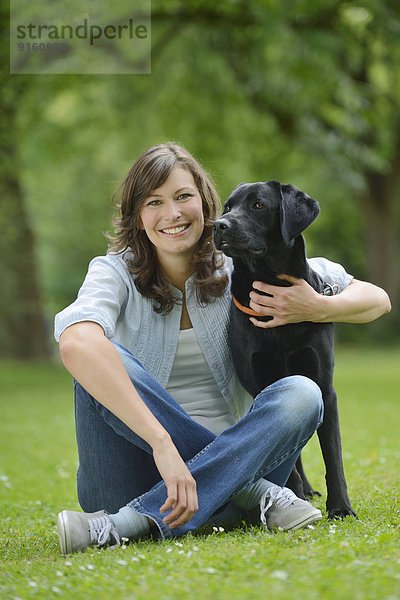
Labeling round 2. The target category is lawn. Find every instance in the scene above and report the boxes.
[1,348,399,600]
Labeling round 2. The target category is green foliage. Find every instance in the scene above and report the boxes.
[1,347,399,599]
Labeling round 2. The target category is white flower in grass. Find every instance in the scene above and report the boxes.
[193,546,199,551]
[52,587,61,594]
[174,541,183,547]
[86,564,95,570]
[212,526,225,533]
[64,560,72,567]
[205,567,217,574]
[28,581,37,588]
[116,559,127,566]
[56,571,64,577]
[165,548,173,554]
[131,556,139,562]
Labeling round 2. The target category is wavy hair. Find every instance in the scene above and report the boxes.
[107,143,228,313]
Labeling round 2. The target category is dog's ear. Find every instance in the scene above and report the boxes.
[279,183,320,245]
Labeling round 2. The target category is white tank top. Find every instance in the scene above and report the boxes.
[166,328,236,435]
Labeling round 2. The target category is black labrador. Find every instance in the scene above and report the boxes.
[213,180,356,519]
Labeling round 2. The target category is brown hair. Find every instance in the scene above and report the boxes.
[107,142,228,313]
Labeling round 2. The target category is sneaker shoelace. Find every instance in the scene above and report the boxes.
[88,516,121,549]
[260,486,297,525]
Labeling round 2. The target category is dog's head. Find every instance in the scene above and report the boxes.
[213,180,319,262]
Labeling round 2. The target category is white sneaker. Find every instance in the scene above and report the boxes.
[58,510,120,555]
[260,485,322,531]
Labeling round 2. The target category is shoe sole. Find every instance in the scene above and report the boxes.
[58,510,70,555]
[268,509,323,532]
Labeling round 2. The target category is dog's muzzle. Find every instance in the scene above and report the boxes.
[213,218,235,254]
[213,219,265,257]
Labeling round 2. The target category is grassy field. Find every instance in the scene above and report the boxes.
[1,348,399,600]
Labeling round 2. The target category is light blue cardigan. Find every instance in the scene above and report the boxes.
[54,253,353,421]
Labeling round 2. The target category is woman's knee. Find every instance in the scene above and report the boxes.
[292,375,323,424]
[277,375,324,425]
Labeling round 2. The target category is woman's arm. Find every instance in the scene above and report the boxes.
[248,275,391,329]
[59,321,197,528]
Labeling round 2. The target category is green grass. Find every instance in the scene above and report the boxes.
[1,348,399,600]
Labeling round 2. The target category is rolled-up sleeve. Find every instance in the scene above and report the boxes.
[54,256,129,341]
[307,257,354,292]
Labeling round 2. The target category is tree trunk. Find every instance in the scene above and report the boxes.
[0,174,49,359]
[362,151,400,307]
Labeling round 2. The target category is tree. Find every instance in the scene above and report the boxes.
[0,5,48,358]
[2,0,397,358]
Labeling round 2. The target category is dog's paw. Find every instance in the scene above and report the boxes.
[327,506,357,520]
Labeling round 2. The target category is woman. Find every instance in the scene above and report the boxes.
[55,143,390,554]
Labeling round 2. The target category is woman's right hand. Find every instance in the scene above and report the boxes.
[152,437,198,529]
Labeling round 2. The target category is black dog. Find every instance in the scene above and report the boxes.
[213,180,356,519]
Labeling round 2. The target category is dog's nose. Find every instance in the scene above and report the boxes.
[213,218,230,231]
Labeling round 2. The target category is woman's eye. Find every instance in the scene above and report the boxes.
[177,193,191,200]
[146,199,161,206]
[253,201,265,210]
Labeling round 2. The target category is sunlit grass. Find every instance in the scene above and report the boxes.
[1,348,399,600]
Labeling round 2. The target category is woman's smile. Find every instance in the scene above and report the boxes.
[159,223,191,236]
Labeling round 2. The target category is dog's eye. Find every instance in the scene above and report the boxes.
[253,202,265,210]
[223,205,230,214]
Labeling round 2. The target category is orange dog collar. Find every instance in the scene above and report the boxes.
[232,295,265,318]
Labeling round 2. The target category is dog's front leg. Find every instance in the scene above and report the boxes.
[318,388,357,519]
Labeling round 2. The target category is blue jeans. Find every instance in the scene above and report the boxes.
[74,342,323,540]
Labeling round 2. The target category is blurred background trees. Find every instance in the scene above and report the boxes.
[1,0,399,358]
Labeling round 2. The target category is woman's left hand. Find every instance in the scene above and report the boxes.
[249,275,391,328]
[249,274,322,328]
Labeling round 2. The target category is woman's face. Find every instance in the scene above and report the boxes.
[139,166,205,263]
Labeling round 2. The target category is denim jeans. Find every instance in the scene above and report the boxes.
[74,342,323,540]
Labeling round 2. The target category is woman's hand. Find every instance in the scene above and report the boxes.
[152,437,198,528]
[249,275,391,329]
[249,274,321,328]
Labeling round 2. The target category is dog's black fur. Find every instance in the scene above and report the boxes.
[213,179,356,519]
